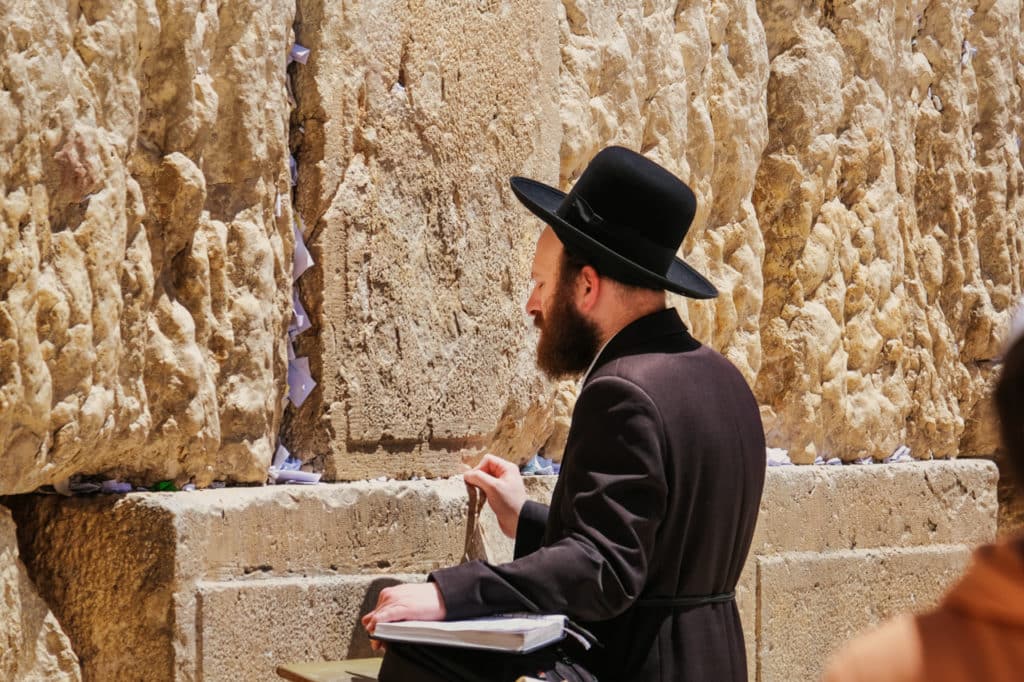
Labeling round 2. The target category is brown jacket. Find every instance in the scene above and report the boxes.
[431,308,766,681]
[824,536,1024,681]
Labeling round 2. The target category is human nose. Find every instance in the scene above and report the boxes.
[525,284,541,317]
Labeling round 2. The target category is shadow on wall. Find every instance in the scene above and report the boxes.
[346,576,405,659]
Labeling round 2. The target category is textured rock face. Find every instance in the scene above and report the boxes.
[753,0,1024,461]
[286,0,564,477]
[0,506,80,681]
[557,0,771,385]
[0,0,294,494]
[2,0,1021,490]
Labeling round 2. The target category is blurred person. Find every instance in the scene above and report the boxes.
[823,303,1024,681]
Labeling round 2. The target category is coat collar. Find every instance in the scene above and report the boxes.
[582,307,699,385]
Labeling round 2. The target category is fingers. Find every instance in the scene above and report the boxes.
[463,469,498,495]
[478,453,516,477]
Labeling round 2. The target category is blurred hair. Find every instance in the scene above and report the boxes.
[995,337,1024,482]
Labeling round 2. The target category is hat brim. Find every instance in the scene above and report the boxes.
[510,177,718,299]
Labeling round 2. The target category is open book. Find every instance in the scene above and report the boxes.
[371,614,567,654]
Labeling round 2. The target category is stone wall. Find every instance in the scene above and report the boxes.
[753,0,1024,462]
[0,506,80,681]
[5,460,997,681]
[1,0,1020,491]
[0,0,294,496]
[284,0,564,479]
[282,0,1023,474]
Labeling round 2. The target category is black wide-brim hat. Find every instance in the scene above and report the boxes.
[510,146,717,299]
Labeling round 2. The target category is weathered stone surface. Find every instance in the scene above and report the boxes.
[750,460,998,553]
[3,0,1019,493]
[196,574,421,680]
[285,0,564,477]
[0,0,294,495]
[753,0,1024,462]
[756,546,972,681]
[557,0,771,386]
[5,461,997,681]
[6,479,468,681]
[0,506,80,682]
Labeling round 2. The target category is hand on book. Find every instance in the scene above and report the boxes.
[362,582,447,651]
[464,454,527,538]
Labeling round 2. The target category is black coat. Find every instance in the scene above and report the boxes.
[432,308,766,681]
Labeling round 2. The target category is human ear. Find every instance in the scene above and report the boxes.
[577,265,600,313]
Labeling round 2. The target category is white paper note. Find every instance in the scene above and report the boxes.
[273,444,290,468]
[288,357,316,407]
[293,222,314,281]
[289,43,310,65]
[291,289,312,337]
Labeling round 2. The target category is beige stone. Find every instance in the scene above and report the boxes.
[756,546,972,682]
[196,574,421,680]
[750,460,998,554]
[6,480,469,681]
[3,0,1020,493]
[753,0,1024,462]
[557,0,771,386]
[7,461,995,681]
[0,0,295,495]
[0,506,80,682]
[285,0,565,477]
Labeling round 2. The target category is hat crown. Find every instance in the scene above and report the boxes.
[562,146,697,252]
[507,145,717,298]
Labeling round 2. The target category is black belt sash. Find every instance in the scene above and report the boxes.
[635,591,735,609]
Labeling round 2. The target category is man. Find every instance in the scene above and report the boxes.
[363,146,766,681]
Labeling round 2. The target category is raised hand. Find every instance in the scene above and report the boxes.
[464,454,528,538]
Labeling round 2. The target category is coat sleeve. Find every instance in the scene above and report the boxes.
[430,375,668,622]
[513,500,549,559]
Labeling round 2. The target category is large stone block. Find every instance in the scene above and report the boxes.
[0,506,80,681]
[0,0,295,495]
[753,0,1024,461]
[756,546,972,681]
[7,480,469,681]
[195,574,422,680]
[557,0,771,385]
[284,0,565,477]
[751,460,998,554]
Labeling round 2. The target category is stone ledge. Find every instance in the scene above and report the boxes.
[5,459,998,681]
[196,574,422,680]
[755,545,973,681]
[751,461,998,553]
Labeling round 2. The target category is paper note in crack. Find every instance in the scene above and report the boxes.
[293,222,314,281]
[288,357,316,407]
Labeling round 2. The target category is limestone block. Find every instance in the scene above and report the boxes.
[753,0,1024,462]
[285,0,564,477]
[751,461,998,554]
[755,545,972,682]
[196,574,421,680]
[5,460,998,681]
[0,0,295,495]
[6,480,469,681]
[557,0,771,384]
[0,506,80,682]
